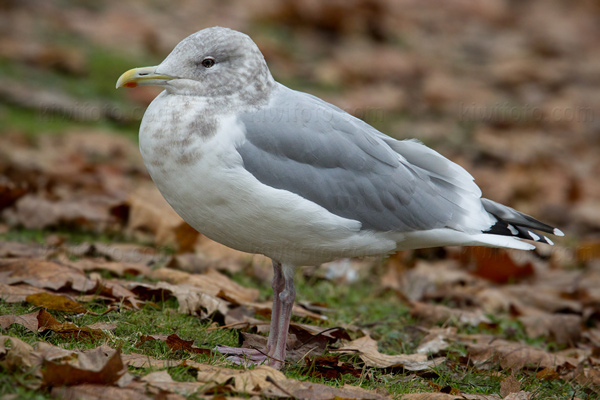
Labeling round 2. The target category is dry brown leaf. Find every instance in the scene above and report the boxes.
[87,242,161,265]
[141,370,207,396]
[51,384,153,400]
[196,364,286,394]
[503,392,533,400]
[159,281,229,316]
[37,309,106,341]
[518,313,582,345]
[575,367,600,387]
[135,334,169,347]
[42,345,126,387]
[98,280,142,309]
[224,305,270,333]
[149,267,259,304]
[410,301,491,326]
[504,285,581,315]
[0,310,40,333]
[266,379,392,399]
[25,292,87,313]
[244,300,327,322]
[0,241,51,258]
[500,374,521,397]
[400,395,501,400]
[304,355,363,379]
[334,335,444,370]
[0,282,51,303]
[124,280,228,316]
[121,353,179,369]
[35,341,77,364]
[4,193,119,231]
[398,395,462,400]
[0,258,97,292]
[87,322,118,332]
[416,327,457,355]
[0,335,35,371]
[165,333,212,355]
[462,248,535,284]
[125,183,199,250]
[463,335,579,370]
[402,260,477,302]
[69,258,151,277]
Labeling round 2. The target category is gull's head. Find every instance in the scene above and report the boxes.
[116,27,274,99]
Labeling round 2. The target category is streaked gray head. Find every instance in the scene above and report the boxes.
[152,27,274,100]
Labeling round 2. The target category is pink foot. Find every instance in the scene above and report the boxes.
[215,345,284,369]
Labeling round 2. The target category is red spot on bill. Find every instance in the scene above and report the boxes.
[124,82,138,88]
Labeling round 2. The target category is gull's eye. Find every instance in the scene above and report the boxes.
[201,57,216,68]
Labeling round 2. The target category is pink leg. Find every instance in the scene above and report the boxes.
[266,260,285,354]
[268,264,295,369]
[215,260,295,370]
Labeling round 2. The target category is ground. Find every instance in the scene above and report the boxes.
[0,1,599,399]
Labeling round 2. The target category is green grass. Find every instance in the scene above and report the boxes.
[0,235,596,398]
[0,38,157,139]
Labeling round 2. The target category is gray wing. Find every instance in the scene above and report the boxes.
[236,85,485,232]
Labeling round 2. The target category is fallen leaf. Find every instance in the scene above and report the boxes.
[69,258,151,277]
[42,345,126,387]
[51,385,153,400]
[462,247,534,284]
[398,395,463,400]
[417,327,457,355]
[0,282,51,303]
[410,301,491,326]
[149,267,258,304]
[536,367,559,380]
[0,311,40,333]
[35,341,77,364]
[334,335,444,370]
[304,355,362,379]
[121,353,179,369]
[500,374,520,397]
[87,322,118,332]
[25,292,87,313]
[462,335,579,370]
[135,334,169,347]
[403,395,502,400]
[0,176,28,211]
[165,333,212,355]
[0,241,51,259]
[37,309,106,341]
[141,370,207,396]
[196,364,286,394]
[6,193,119,231]
[243,300,327,322]
[266,379,392,399]
[402,260,477,302]
[518,313,582,345]
[98,280,142,309]
[0,335,35,371]
[0,258,97,292]
[503,392,534,400]
[125,183,199,250]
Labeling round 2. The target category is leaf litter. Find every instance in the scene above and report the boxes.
[1,136,599,398]
[1,0,600,398]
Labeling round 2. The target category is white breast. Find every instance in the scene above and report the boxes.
[138,92,397,265]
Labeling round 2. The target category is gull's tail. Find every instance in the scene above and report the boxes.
[481,198,564,245]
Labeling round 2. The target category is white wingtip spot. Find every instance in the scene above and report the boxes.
[545,236,554,245]
[507,224,519,235]
[529,231,540,241]
[553,228,565,237]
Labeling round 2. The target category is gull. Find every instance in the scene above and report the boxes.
[117,27,563,369]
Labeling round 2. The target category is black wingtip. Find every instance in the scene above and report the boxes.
[484,219,556,245]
